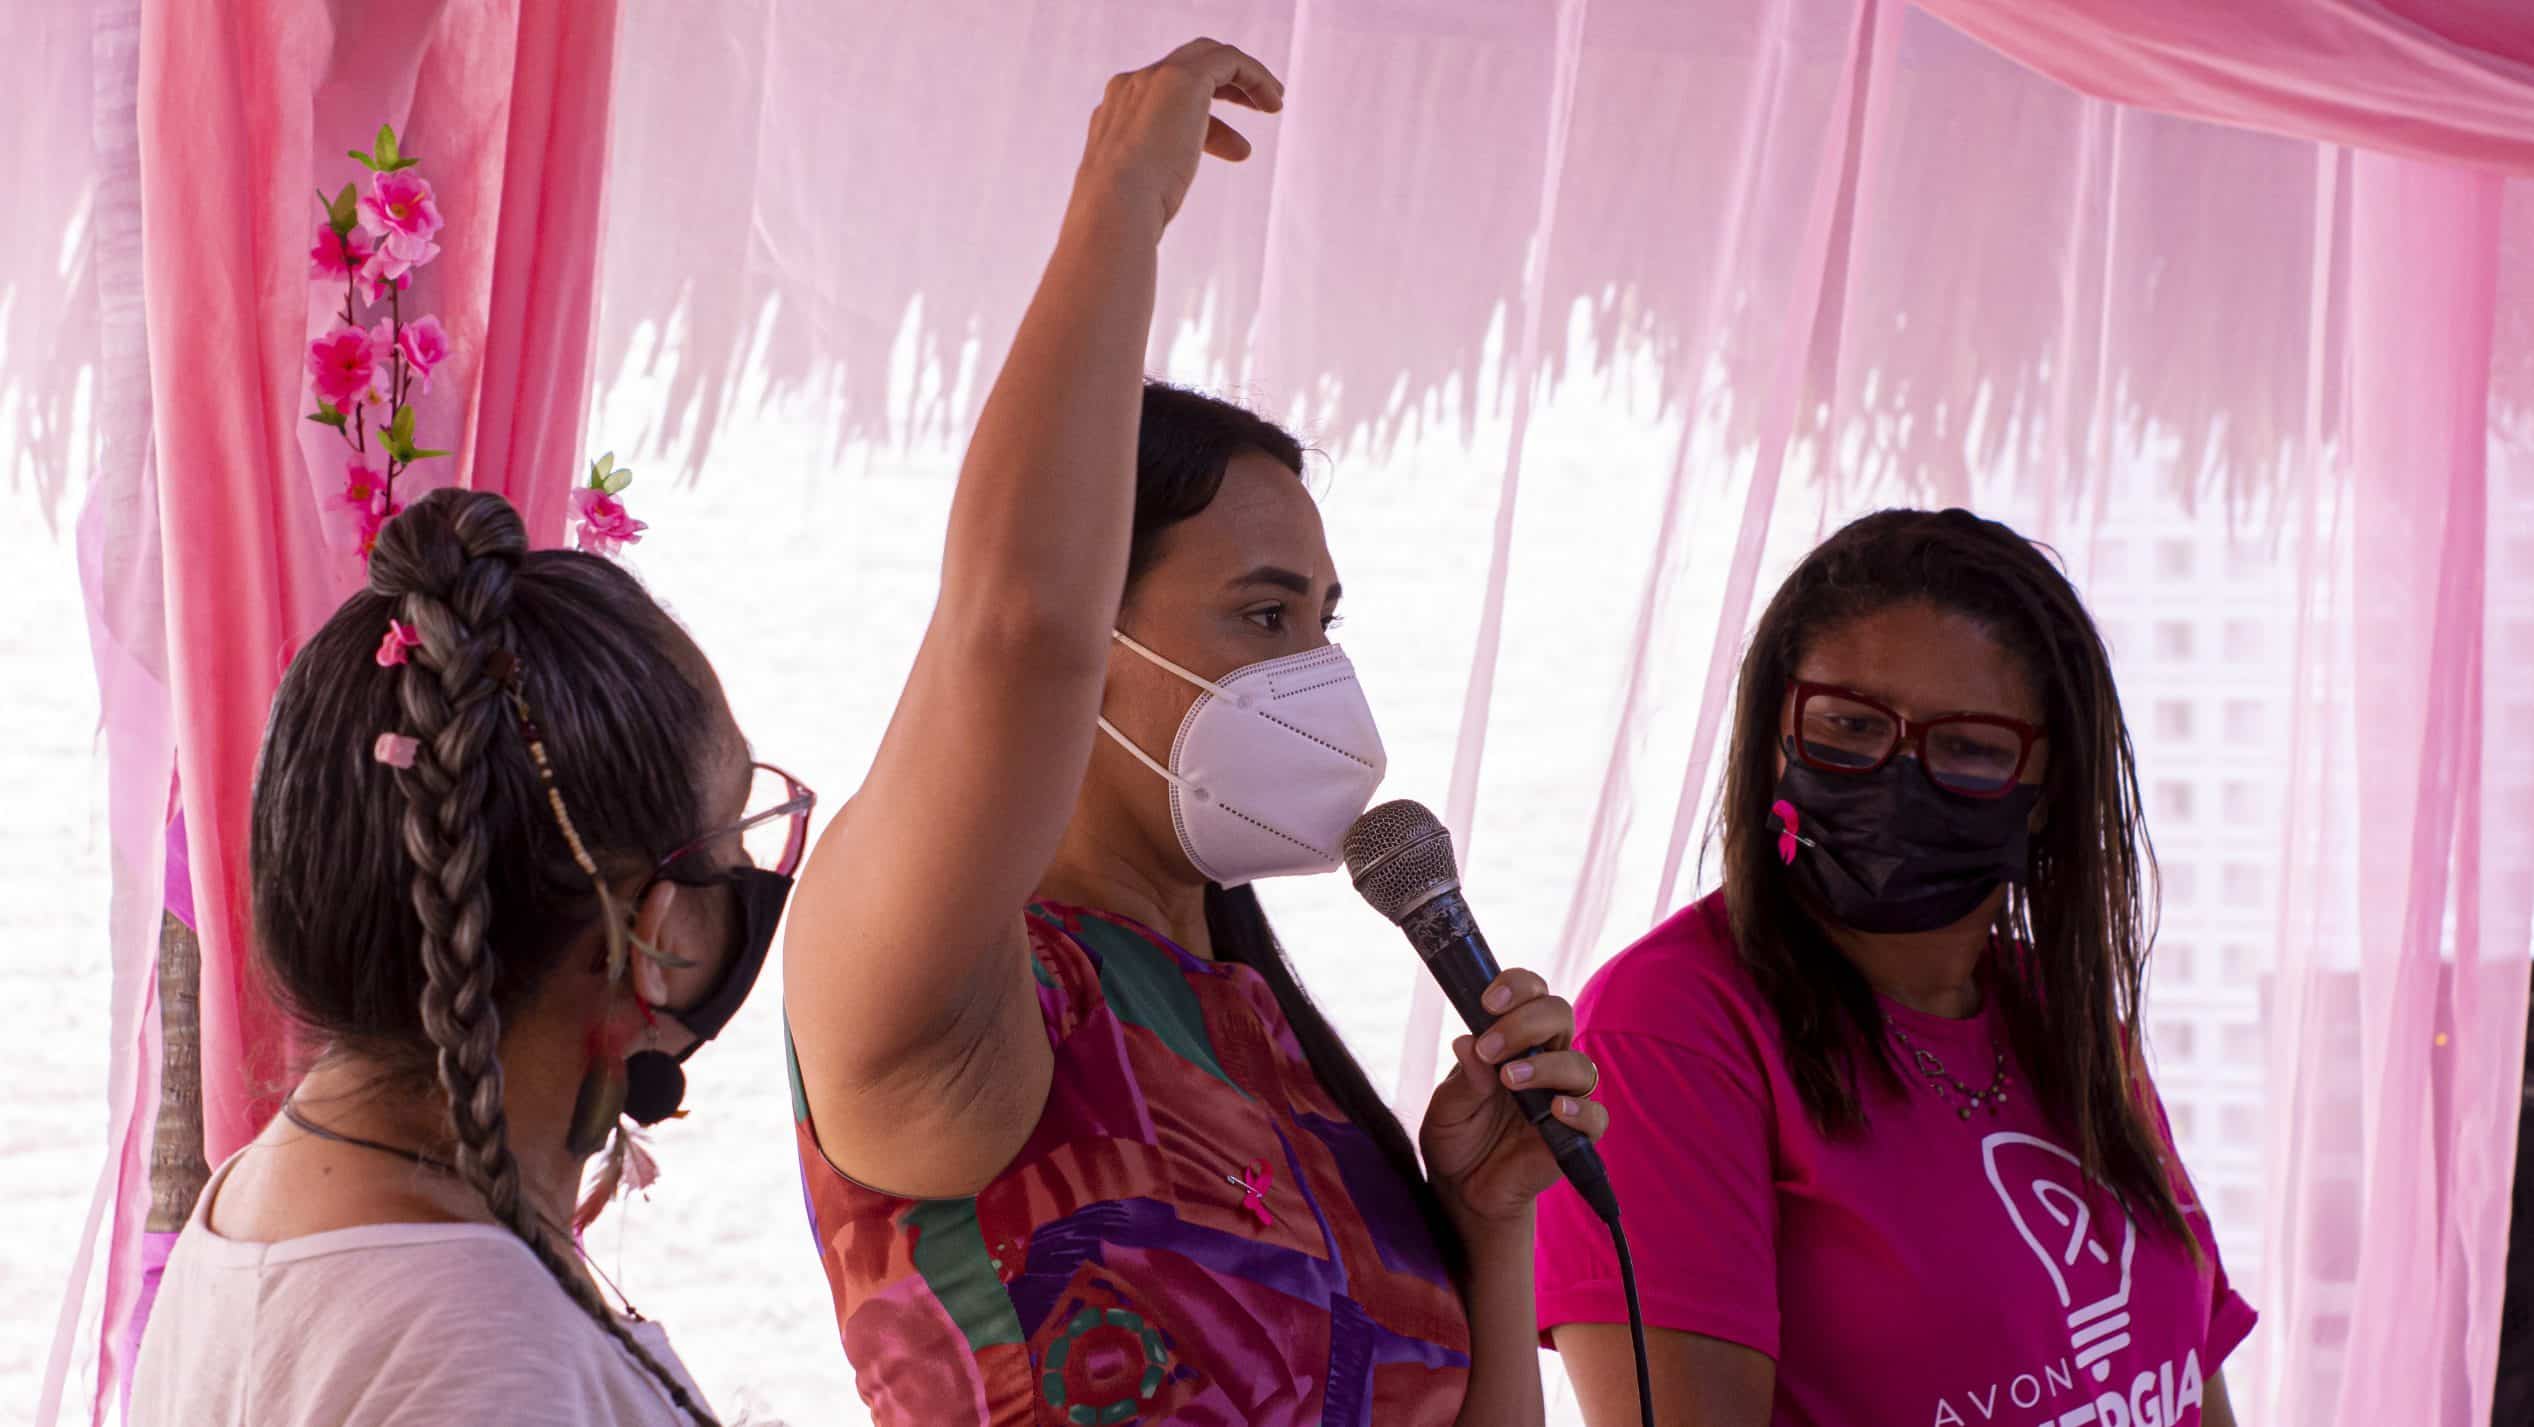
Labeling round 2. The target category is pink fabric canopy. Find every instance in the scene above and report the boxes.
[10,1,2533,1422]
[1924,0,2534,173]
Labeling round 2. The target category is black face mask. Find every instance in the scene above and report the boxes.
[1769,741,2041,935]
[623,865,793,1125]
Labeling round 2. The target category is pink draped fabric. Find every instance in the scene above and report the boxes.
[34,5,170,1421]
[17,3,620,1420]
[1922,0,2534,174]
[141,0,621,1171]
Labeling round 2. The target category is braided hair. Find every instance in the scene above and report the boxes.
[251,489,720,1423]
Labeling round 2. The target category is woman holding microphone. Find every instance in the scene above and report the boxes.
[779,39,1606,1426]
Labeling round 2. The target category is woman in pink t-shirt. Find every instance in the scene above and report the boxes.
[1537,509,2255,1427]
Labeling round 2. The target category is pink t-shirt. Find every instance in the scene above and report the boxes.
[1536,891,2256,1427]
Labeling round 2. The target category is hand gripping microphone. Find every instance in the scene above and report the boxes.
[1342,798,1619,1226]
[1345,798,1653,1427]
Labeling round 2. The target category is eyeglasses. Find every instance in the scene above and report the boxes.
[1785,681,2043,799]
[657,762,817,880]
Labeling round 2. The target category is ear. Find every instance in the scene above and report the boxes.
[628,880,680,1005]
[2027,797,2049,835]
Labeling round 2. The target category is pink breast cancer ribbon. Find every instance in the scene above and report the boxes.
[1228,1160,1274,1228]
[1771,799,1804,865]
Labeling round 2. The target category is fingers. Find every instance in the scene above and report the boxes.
[1550,1093,1610,1143]
[1472,994,1575,1066]
[1479,966,1549,1016]
[1162,37,1284,112]
[1449,1034,1497,1099]
[1498,1047,1597,1096]
[1203,115,1252,163]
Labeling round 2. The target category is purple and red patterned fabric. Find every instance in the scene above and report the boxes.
[789,903,1470,1425]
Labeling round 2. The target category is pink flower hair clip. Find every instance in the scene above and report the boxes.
[373,733,420,769]
[571,452,648,557]
[375,619,422,667]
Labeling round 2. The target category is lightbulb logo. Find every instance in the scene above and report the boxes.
[1982,1132,2138,1384]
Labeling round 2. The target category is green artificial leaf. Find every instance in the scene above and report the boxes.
[390,405,417,443]
[375,123,400,167]
[406,447,450,462]
[306,407,348,430]
[328,182,360,235]
[384,154,422,172]
[348,146,377,171]
[587,450,634,492]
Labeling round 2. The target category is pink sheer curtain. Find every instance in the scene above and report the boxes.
[144,0,624,1175]
[14,1,621,1419]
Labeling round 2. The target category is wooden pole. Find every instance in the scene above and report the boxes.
[146,910,209,1232]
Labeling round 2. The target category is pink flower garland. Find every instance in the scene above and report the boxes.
[304,123,452,561]
[304,123,645,563]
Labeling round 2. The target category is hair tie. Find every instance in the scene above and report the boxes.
[375,619,422,667]
[373,732,420,769]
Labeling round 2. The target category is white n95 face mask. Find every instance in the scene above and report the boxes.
[1097,629,1389,888]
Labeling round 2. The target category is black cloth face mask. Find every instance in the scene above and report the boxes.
[1769,739,2041,935]
[623,865,794,1125]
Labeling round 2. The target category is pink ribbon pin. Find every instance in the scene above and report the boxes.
[1229,1160,1274,1228]
[1770,800,1804,865]
[373,732,420,769]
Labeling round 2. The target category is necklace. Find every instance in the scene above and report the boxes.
[281,1100,460,1174]
[278,1100,648,1320]
[1886,1022,2010,1120]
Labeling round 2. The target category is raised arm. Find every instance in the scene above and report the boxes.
[784,40,1283,1197]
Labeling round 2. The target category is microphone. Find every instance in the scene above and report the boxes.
[1343,799,1620,1226]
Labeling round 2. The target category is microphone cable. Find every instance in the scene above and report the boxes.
[1593,1196,1655,1427]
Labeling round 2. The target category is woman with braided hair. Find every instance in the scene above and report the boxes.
[133,489,815,1426]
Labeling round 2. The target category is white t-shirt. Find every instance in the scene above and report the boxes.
[131,1156,710,1426]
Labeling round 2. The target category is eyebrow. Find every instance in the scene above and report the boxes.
[1227,565,1340,605]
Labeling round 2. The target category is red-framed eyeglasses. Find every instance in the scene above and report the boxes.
[657,762,817,879]
[1785,680,2044,800]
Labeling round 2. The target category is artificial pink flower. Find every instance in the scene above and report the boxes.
[358,169,445,262]
[308,326,379,414]
[361,324,395,407]
[571,487,648,557]
[358,497,405,560]
[375,619,422,667]
[355,249,418,306]
[398,316,450,393]
[342,459,386,511]
[309,224,376,280]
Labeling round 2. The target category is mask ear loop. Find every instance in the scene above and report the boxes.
[1098,630,1255,805]
[1109,629,1256,707]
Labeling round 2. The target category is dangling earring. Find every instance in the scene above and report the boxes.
[566,1011,634,1158]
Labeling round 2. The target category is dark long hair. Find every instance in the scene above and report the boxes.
[251,489,721,1422]
[1717,507,2190,1243]
[1130,381,1466,1282]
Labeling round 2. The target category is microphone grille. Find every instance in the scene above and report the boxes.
[1343,799,1461,924]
